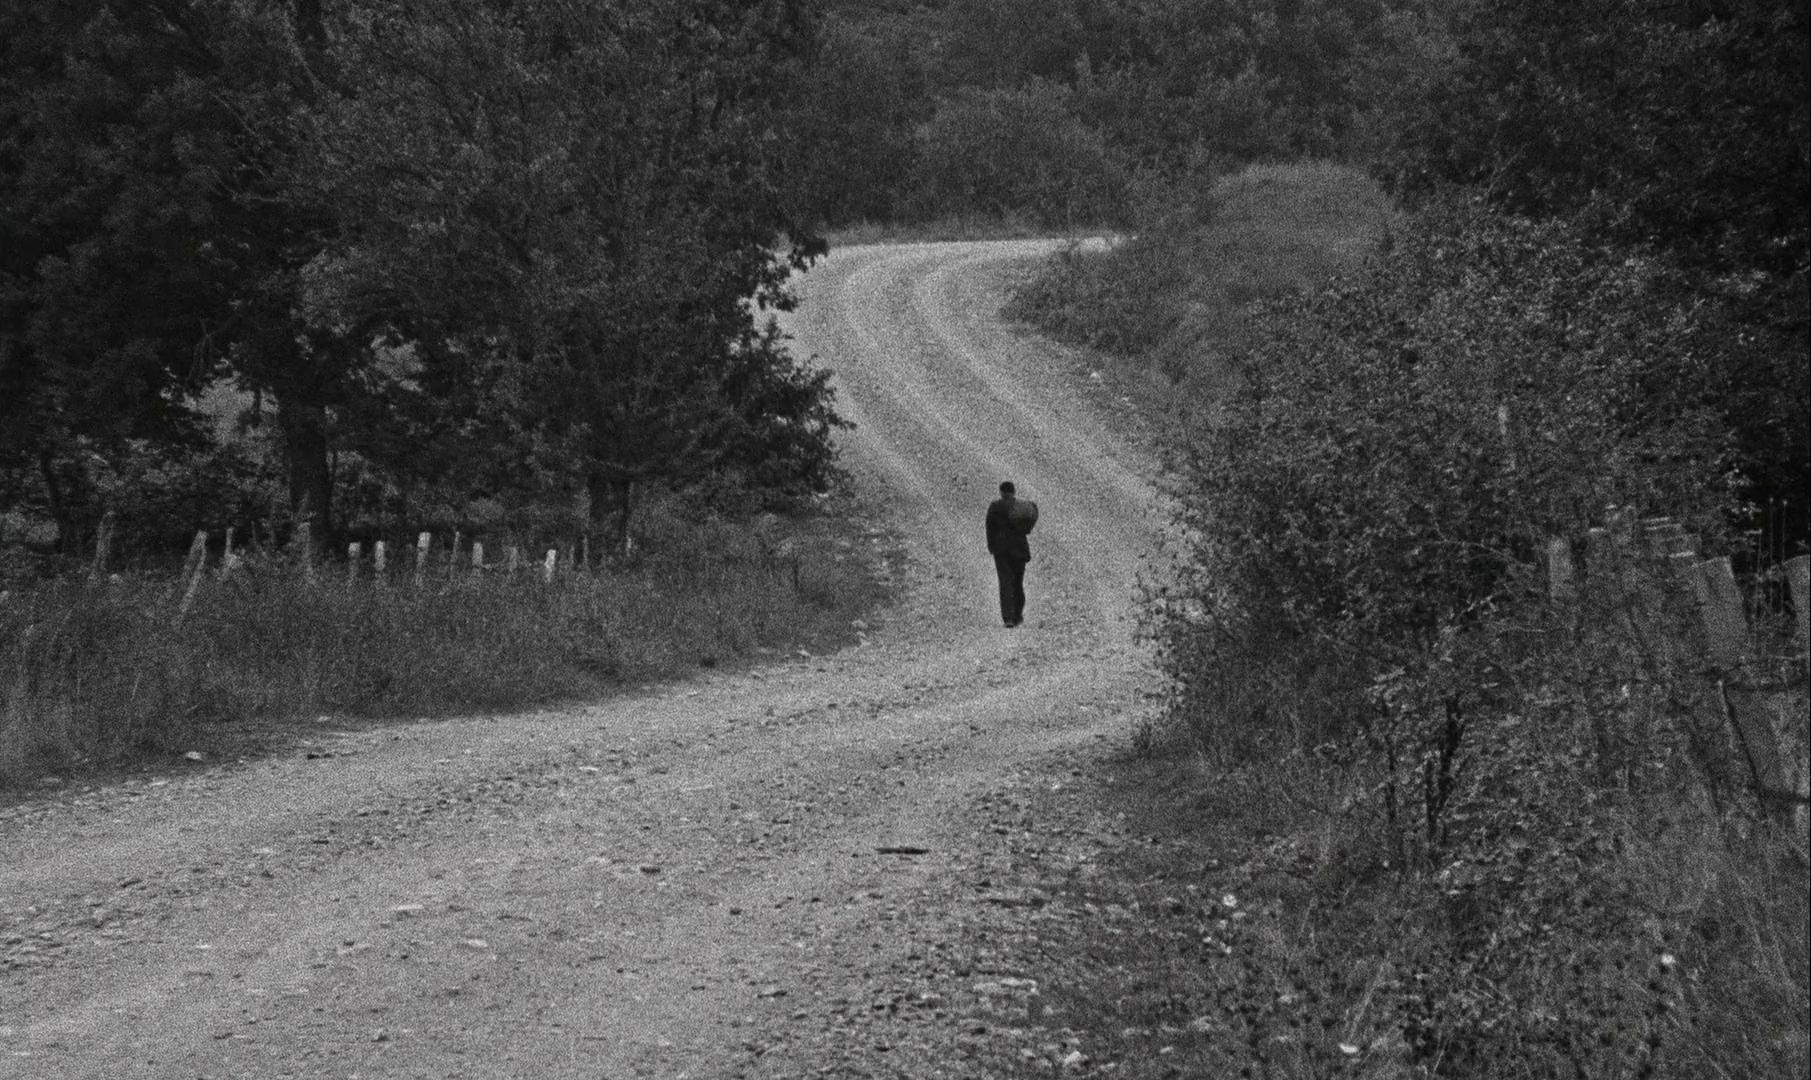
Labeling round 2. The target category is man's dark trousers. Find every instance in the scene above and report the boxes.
[994,553,1027,626]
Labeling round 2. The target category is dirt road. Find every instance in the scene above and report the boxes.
[0,240,1162,1079]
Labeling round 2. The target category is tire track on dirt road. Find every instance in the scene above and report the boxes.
[0,239,1161,1079]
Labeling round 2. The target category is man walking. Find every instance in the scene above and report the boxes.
[985,481,1034,627]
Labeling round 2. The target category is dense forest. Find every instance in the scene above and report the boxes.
[2,0,841,564]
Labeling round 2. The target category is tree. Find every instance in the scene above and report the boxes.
[1362,0,1810,544]
[297,0,842,544]
[0,0,309,549]
[911,81,1131,226]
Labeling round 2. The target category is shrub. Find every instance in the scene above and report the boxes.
[909,81,1130,228]
[1155,200,1734,755]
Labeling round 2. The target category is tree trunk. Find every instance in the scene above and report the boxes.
[587,471,636,559]
[279,404,333,544]
[36,448,74,554]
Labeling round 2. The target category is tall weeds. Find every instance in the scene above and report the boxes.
[0,505,880,784]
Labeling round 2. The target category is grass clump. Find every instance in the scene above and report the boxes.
[0,497,887,786]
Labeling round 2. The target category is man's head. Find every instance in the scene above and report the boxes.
[999,481,1015,496]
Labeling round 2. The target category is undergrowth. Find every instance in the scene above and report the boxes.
[999,160,1810,1078]
[0,497,888,786]
[1005,160,1395,404]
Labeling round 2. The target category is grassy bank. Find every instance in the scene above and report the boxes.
[1,496,892,787]
[1005,160,1395,412]
[1002,161,1809,1077]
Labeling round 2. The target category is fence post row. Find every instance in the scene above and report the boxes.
[1549,513,1806,828]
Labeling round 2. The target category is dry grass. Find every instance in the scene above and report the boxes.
[0,499,889,787]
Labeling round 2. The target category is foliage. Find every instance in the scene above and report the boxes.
[1155,202,1737,754]
[1366,0,1809,277]
[1359,0,1811,540]
[2,0,842,554]
[789,0,1407,229]
[909,82,1132,228]
[0,0,300,547]
[1007,162,1395,369]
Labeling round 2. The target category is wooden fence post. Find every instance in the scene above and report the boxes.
[507,546,521,575]
[374,540,388,575]
[471,541,485,572]
[88,511,116,583]
[449,530,462,580]
[1787,555,1810,657]
[542,548,558,582]
[1684,555,1791,816]
[347,542,362,584]
[294,520,315,585]
[1686,557,1752,667]
[414,531,431,587]
[175,530,209,621]
[1546,537,1574,602]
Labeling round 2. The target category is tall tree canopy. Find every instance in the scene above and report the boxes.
[1,0,839,550]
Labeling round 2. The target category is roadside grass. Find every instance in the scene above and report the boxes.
[0,493,893,789]
[1005,160,1395,412]
[963,745,1809,1079]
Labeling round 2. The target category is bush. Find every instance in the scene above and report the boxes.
[1069,186,1809,1079]
[1156,200,1735,754]
[909,81,1130,228]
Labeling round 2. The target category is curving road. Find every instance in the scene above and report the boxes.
[0,240,1162,1078]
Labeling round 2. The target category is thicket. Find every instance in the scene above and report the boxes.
[1008,0,1808,1073]
[1,0,839,563]
[792,0,1405,231]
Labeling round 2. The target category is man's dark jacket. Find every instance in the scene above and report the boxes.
[985,496,1031,562]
